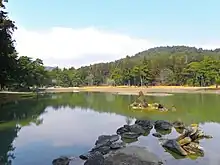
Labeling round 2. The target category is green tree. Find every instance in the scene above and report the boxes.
[0,0,17,89]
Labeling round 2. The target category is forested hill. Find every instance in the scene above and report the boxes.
[74,46,220,87]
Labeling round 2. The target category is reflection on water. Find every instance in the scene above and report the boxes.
[0,92,220,165]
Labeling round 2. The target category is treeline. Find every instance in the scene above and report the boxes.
[50,46,220,88]
[1,1,220,91]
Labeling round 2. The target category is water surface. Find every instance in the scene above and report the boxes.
[0,92,220,165]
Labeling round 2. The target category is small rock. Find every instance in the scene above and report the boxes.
[104,146,163,165]
[91,145,111,155]
[135,119,154,131]
[173,121,185,129]
[84,152,104,165]
[129,124,145,135]
[152,133,162,138]
[69,157,85,165]
[116,126,129,135]
[95,135,119,147]
[110,142,126,149]
[52,156,70,165]
[178,137,191,146]
[155,120,172,131]
[121,132,140,139]
[79,152,93,160]
[161,139,187,156]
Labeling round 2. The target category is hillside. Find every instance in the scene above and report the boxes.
[71,46,220,87]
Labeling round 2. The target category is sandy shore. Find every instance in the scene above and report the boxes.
[44,86,220,95]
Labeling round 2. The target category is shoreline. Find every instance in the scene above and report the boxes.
[44,86,220,95]
[1,86,220,95]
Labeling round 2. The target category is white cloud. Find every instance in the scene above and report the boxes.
[13,27,156,68]
[13,26,220,68]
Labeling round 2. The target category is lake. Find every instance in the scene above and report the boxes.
[0,92,220,165]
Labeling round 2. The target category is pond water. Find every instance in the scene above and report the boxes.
[0,92,220,165]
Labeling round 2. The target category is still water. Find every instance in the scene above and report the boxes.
[0,92,220,165]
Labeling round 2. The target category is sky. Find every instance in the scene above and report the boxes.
[6,0,220,68]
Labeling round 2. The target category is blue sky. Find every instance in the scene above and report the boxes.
[6,0,220,67]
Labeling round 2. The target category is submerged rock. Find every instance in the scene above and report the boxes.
[110,142,126,150]
[116,126,130,135]
[155,120,172,131]
[129,124,146,135]
[104,146,163,165]
[53,156,84,165]
[91,145,111,155]
[152,132,162,138]
[84,151,104,165]
[178,137,192,146]
[69,158,84,165]
[52,156,71,165]
[173,121,185,129]
[79,152,93,160]
[95,135,119,147]
[135,119,154,131]
[121,132,140,139]
[182,142,204,157]
[161,139,187,156]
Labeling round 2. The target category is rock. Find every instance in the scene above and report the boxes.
[91,145,111,155]
[156,129,172,135]
[116,126,130,135]
[161,139,187,156]
[104,146,163,165]
[84,151,104,165]
[155,120,172,131]
[129,124,145,135]
[52,156,70,165]
[79,152,93,160]
[152,132,162,138]
[110,142,126,149]
[178,137,192,146]
[95,135,119,147]
[182,142,204,157]
[69,157,85,165]
[135,119,154,131]
[121,132,140,139]
[173,121,185,129]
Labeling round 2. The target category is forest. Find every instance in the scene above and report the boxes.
[1,0,220,91]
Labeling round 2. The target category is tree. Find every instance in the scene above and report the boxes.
[0,0,17,89]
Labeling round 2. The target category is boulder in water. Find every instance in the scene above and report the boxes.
[152,132,162,138]
[129,124,146,135]
[155,120,172,131]
[95,135,119,146]
[173,121,185,129]
[161,139,188,156]
[135,119,154,131]
[104,146,163,165]
[52,156,71,165]
[110,142,126,150]
[84,151,104,165]
[121,132,140,139]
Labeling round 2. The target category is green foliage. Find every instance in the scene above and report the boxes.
[73,46,220,87]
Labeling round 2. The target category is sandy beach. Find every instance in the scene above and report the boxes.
[44,86,220,95]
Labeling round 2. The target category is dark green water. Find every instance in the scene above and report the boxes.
[0,92,220,165]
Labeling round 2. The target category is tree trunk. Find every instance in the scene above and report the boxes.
[216,84,218,89]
